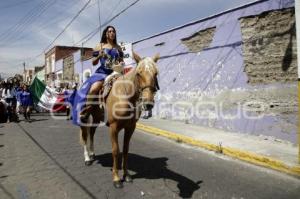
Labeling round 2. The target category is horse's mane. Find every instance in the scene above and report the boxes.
[122,57,158,81]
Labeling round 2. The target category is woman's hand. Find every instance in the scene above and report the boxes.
[112,62,124,73]
[119,61,125,66]
[99,50,105,58]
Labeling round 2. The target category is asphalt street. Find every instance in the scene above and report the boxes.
[0,114,299,199]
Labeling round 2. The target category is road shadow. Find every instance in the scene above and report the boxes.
[20,118,49,123]
[31,112,51,116]
[95,153,202,198]
[29,118,49,122]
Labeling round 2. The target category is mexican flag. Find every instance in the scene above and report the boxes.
[30,77,65,112]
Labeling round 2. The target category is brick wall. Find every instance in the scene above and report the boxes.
[239,8,297,84]
[181,27,216,52]
[55,47,80,61]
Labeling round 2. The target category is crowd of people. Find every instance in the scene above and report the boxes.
[0,81,34,123]
[0,80,78,123]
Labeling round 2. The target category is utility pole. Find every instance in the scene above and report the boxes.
[81,42,84,84]
[295,0,300,164]
[23,62,26,83]
[97,0,102,41]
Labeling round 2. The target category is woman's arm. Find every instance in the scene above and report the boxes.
[92,43,104,66]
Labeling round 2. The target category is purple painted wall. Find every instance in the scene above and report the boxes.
[133,0,297,143]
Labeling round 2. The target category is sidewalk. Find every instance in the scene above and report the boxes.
[136,118,300,177]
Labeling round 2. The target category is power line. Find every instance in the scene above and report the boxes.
[97,0,102,41]
[0,0,35,10]
[0,0,53,41]
[2,0,83,47]
[6,0,140,72]
[16,0,93,69]
[191,8,247,92]
[104,0,123,25]
[0,0,56,45]
[75,0,141,46]
[0,0,48,41]
[43,0,92,52]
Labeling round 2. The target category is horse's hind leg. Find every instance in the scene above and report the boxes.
[89,127,97,161]
[122,124,135,183]
[89,109,101,161]
[80,127,92,166]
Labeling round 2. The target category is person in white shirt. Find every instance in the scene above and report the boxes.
[2,82,18,122]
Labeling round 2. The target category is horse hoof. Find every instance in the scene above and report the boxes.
[123,175,133,183]
[85,160,92,166]
[113,181,123,189]
[90,154,95,161]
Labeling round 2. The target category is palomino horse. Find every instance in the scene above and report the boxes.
[79,52,159,188]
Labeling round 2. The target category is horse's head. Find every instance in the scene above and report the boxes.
[133,52,160,111]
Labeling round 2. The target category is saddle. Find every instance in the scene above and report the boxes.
[100,72,122,104]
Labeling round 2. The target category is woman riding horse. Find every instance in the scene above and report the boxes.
[72,25,125,125]
[78,51,160,189]
[73,25,160,189]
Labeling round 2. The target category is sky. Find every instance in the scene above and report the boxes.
[0,0,255,77]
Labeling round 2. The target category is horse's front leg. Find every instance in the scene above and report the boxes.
[80,127,92,166]
[122,125,135,183]
[109,124,122,188]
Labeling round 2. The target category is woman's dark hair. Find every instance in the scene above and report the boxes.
[100,26,117,44]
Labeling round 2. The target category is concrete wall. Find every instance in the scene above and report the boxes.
[55,59,63,72]
[240,8,297,84]
[133,0,298,144]
[63,55,74,82]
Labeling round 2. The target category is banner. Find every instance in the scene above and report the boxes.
[120,42,135,74]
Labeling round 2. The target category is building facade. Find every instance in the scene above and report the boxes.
[44,46,85,87]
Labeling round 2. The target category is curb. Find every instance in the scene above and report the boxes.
[136,123,300,177]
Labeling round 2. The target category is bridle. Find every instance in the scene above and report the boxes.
[128,58,160,105]
[139,85,157,93]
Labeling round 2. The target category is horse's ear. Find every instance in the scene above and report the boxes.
[132,51,142,64]
[153,53,160,63]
